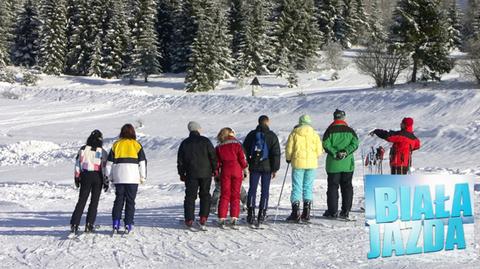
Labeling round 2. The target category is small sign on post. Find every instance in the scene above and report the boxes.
[250,77,261,96]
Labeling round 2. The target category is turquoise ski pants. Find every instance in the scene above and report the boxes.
[290,168,316,203]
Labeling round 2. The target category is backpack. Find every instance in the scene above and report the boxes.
[250,132,269,165]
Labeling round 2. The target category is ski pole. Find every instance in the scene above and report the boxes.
[274,163,290,224]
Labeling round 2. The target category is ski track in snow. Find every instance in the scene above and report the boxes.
[1,75,480,268]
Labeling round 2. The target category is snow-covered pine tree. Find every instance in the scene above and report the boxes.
[185,1,232,92]
[315,0,341,47]
[390,0,454,82]
[0,0,17,65]
[12,0,41,67]
[446,0,462,49]
[229,0,246,66]
[297,0,322,70]
[171,0,198,73]
[336,0,355,48]
[351,0,369,45]
[273,0,321,86]
[211,5,233,80]
[89,34,103,77]
[462,0,480,42]
[156,0,177,72]
[100,0,129,79]
[65,0,83,74]
[66,0,103,75]
[234,0,272,77]
[367,0,387,43]
[130,0,160,82]
[39,0,67,75]
[185,1,214,92]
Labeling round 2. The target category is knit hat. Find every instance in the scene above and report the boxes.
[188,121,201,132]
[87,129,103,149]
[299,114,312,125]
[333,109,346,120]
[401,117,414,132]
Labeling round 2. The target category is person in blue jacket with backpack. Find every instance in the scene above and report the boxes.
[243,115,281,226]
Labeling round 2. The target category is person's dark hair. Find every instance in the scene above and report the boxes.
[86,129,103,150]
[258,115,269,125]
[119,124,136,140]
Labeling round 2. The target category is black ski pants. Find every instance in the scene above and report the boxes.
[184,177,211,221]
[391,166,409,175]
[70,171,103,225]
[326,172,354,215]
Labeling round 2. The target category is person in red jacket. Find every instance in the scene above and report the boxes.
[370,117,421,174]
[215,127,248,228]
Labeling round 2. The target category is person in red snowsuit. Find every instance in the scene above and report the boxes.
[215,127,248,227]
[370,117,421,175]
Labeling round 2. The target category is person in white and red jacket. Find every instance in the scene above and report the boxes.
[70,130,108,235]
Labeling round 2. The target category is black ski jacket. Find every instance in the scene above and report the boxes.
[177,131,217,179]
[243,124,281,173]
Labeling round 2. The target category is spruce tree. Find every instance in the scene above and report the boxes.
[65,0,83,74]
[463,0,480,41]
[89,34,103,77]
[12,0,41,67]
[273,0,321,86]
[156,0,177,72]
[185,1,232,92]
[390,0,454,82]
[367,0,387,42]
[130,0,160,82]
[66,0,104,76]
[39,0,68,75]
[316,0,341,46]
[234,0,272,77]
[336,0,355,48]
[446,0,462,49]
[351,0,369,45]
[172,0,198,73]
[100,0,129,78]
[0,0,17,65]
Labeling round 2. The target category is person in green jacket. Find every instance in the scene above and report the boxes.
[322,109,359,219]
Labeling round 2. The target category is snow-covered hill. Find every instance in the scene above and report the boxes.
[0,65,479,268]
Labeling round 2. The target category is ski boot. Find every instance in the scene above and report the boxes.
[199,216,208,231]
[246,207,255,225]
[125,224,134,235]
[322,210,338,219]
[301,201,312,223]
[112,219,120,235]
[256,209,266,228]
[286,202,301,223]
[218,218,226,229]
[230,217,239,230]
[338,211,349,220]
[70,224,79,235]
[85,223,95,233]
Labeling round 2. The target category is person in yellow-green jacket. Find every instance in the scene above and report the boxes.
[106,124,147,235]
[285,115,323,223]
[322,109,359,220]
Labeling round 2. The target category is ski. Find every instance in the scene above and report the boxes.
[196,222,208,232]
[316,216,357,222]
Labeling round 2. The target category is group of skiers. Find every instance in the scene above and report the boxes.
[70,110,421,234]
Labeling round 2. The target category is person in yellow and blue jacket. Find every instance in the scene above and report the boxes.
[285,115,323,223]
[106,124,147,234]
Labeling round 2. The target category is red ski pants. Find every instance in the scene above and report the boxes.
[218,169,243,219]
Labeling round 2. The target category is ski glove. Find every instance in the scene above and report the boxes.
[74,177,80,188]
[286,159,291,164]
[336,150,347,160]
[180,175,187,182]
[140,177,146,184]
[243,168,249,180]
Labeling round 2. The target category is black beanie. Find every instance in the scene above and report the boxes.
[87,129,103,149]
[333,109,346,120]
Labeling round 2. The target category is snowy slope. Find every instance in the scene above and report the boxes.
[0,65,479,268]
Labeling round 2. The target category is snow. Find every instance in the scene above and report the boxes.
[1,60,479,268]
